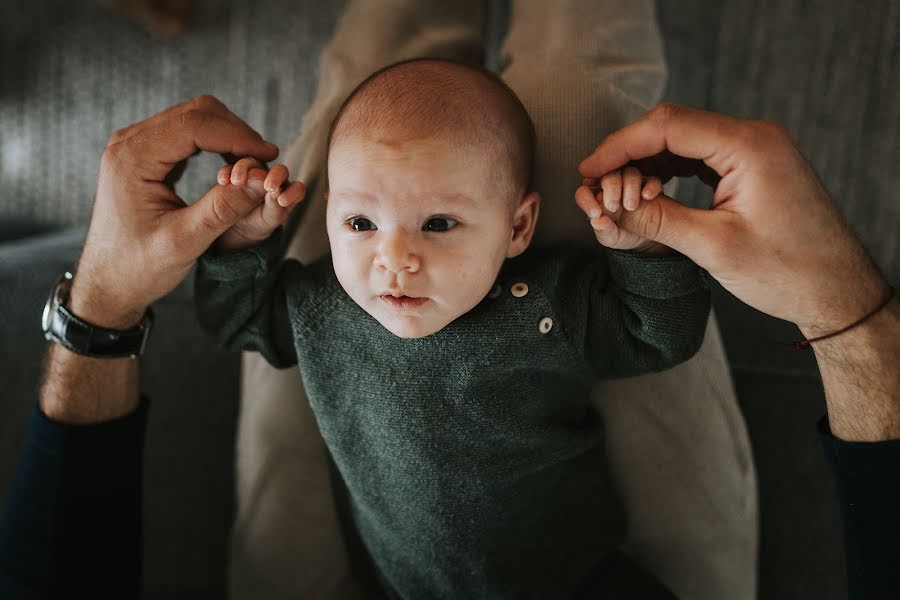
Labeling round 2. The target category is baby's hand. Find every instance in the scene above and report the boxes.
[214,157,306,254]
[574,166,669,255]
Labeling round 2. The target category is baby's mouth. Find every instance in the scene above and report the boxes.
[380,295,429,309]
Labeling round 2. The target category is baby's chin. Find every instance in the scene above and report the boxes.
[365,301,453,339]
[375,313,447,339]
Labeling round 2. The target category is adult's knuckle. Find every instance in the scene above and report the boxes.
[101,139,136,173]
[180,107,207,130]
[757,119,791,140]
[738,120,800,164]
[748,119,794,148]
[100,145,119,169]
[730,120,765,152]
[648,102,682,123]
[107,127,129,146]
[192,94,223,111]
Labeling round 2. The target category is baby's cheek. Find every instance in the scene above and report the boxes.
[450,267,496,313]
[331,253,366,299]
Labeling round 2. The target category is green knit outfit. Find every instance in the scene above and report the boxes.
[195,228,710,599]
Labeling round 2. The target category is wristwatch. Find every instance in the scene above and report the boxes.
[41,271,154,359]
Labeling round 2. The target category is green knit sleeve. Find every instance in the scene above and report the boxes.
[558,249,711,378]
[193,228,303,369]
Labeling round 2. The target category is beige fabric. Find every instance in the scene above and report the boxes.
[230,2,758,599]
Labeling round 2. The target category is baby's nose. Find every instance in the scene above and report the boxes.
[374,231,420,273]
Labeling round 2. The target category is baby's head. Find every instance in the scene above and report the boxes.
[326,58,540,339]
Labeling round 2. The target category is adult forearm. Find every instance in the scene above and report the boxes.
[808,297,900,442]
[38,281,142,425]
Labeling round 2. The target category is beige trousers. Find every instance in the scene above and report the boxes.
[229,2,758,599]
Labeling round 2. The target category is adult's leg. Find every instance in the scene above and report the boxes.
[499,1,758,598]
[230,2,487,599]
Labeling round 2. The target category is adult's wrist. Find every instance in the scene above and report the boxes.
[810,296,900,442]
[38,270,146,425]
[68,276,149,330]
[39,343,140,425]
[791,283,895,349]
[794,259,888,339]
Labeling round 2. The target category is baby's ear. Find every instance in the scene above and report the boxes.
[507,191,541,258]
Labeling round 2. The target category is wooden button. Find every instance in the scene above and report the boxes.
[488,284,502,299]
[511,282,529,298]
[538,317,553,334]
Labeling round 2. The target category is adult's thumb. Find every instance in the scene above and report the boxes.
[623,194,718,263]
[174,177,267,258]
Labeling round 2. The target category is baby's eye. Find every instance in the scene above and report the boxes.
[423,217,458,232]
[348,217,375,232]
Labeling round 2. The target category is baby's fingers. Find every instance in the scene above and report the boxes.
[622,167,643,211]
[217,164,233,186]
[576,185,622,245]
[600,170,623,213]
[642,176,663,201]
[590,214,622,247]
[575,184,603,219]
[230,157,265,186]
[264,164,290,195]
[260,187,301,229]
[274,180,306,208]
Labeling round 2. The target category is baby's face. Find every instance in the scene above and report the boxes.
[326,134,523,338]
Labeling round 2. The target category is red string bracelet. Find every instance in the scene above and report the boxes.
[779,286,896,351]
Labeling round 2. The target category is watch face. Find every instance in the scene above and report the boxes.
[42,272,71,335]
[41,291,58,333]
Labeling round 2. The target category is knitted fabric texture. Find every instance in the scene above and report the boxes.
[195,228,710,599]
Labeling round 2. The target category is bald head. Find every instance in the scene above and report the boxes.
[327,58,536,200]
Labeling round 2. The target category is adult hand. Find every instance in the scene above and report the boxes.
[579,103,898,443]
[577,103,888,339]
[70,95,279,329]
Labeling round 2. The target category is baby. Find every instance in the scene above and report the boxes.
[196,58,709,599]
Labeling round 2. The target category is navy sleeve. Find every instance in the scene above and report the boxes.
[0,398,147,599]
[818,416,900,599]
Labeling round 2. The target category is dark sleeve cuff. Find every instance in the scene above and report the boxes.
[817,414,900,599]
[0,397,148,599]
[198,228,285,282]
[30,396,149,458]
[605,250,709,299]
[817,415,900,478]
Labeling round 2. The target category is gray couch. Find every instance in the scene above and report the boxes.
[1,1,896,598]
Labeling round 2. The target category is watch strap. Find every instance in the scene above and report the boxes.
[47,303,153,358]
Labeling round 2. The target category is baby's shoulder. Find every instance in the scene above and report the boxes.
[497,245,606,294]
[283,253,349,314]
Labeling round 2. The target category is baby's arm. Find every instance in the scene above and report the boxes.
[194,161,308,368]
[572,250,711,378]
[564,167,709,377]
